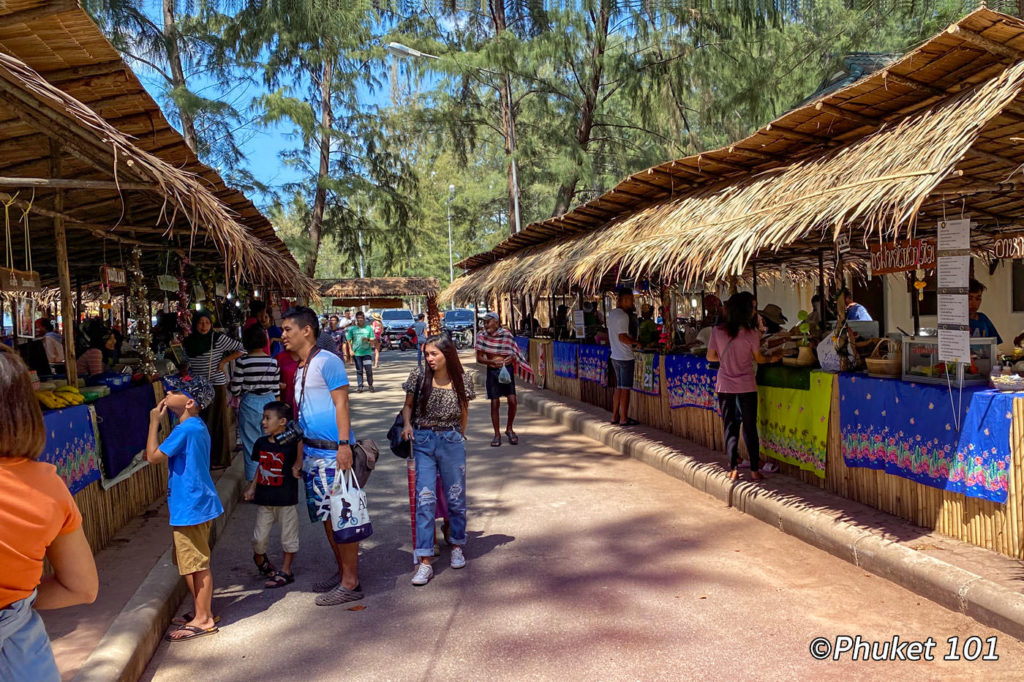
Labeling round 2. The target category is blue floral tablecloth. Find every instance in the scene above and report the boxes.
[40,405,101,495]
[664,354,717,410]
[578,344,610,386]
[513,336,531,382]
[553,341,578,379]
[839,374,1012,503]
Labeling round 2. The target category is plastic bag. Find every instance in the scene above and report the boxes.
[330,470,373,544]
[498,364,512,384]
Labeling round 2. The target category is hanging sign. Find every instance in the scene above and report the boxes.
[0,267,41,293]
[194,283,206,301]
[835,232,851,255]
[993,233,1024,259]
[573,310,586,339]
[215,283,227,297]
[936,219,971,363]
[101,266,126,287]
[157,275,179,292]
[868,239,937,274]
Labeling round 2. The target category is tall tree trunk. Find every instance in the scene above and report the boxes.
[489,1,519,235]
[162,0,198,152]
[306,59,334,278]
[550,2,610,217]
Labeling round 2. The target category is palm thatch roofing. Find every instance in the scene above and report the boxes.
[318,277,440,299]
[446,8,1024,302]
[0,0,315,297]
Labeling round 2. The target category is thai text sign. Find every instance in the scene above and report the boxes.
[0,267,41,292]
[868,239,936,274]
[993,233,1024,259]
[101,266,126,287]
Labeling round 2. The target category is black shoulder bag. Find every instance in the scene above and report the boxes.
[386,372,422,458]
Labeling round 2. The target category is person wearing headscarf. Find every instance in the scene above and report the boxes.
[182,311,244,469]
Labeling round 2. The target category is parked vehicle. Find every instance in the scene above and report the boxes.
[442,308,476,350]
[381,309,416,348]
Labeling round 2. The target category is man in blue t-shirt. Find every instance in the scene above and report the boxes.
[146,374,224,642]
[838,287,873,322]
[281,306,363,607]
[968,279,1002,344]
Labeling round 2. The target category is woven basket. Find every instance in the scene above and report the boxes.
[865,338,901,377]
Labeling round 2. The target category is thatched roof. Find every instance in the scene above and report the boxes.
[0,1,314,297]
[318,277,440,298]
[447,8,1024,300]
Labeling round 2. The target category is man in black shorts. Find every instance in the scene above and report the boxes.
[476,312,519,447]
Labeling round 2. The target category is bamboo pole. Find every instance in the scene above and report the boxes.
[0,176,159,191]
[50,141,77,385]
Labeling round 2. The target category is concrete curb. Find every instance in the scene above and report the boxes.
[73,456,247,682]
[477,371,1024,641]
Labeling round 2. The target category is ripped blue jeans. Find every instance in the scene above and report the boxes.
[413,428,467,558]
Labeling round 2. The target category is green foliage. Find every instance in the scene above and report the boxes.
[89,0,1015,288]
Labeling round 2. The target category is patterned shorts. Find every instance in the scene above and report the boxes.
[304,459,337,523]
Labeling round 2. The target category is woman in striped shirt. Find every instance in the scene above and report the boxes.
[230,325,282,481]
[182,311,244,469]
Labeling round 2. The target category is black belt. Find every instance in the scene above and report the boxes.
[303,438,339,450]
[417,425,458,432]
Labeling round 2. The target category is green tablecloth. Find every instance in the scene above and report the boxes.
[756,370,833,478]
[757,364,814,390]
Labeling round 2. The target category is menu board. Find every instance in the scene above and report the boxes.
[936,219,971,363]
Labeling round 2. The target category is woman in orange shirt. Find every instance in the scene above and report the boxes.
[0,350,98,681]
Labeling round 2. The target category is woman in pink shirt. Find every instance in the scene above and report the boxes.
[706,292,781,482]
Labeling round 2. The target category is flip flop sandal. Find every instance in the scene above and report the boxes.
[490,435,502,447]
[253,553,276,577]
[314,584,364,607]
[165,624,219,642]
[172,613,222,626]
[505,430,519,445]
[265,570,295,589]
[622,418,640,426]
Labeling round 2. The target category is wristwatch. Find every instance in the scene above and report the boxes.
[338,439,351,447]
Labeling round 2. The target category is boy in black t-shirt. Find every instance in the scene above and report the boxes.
[243,401,302,588]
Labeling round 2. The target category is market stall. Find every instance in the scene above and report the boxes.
[0,4,315,552]
[317,277,442,334]
[443,8,1024,559]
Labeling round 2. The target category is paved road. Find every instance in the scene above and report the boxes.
[143,350,1024,681]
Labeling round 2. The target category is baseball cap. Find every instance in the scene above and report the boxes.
[480,312,499,322]
[162,374,215,410]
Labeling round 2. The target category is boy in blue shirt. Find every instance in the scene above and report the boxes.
[146,374,224,642]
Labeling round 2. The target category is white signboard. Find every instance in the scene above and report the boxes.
[937,255,969,291]
[194,284,206,301]
[573,310,585,339]
[937,218,971,252]
[157,275,179,292]
[936,218,971,363]
[937,294,968,326]
[938,329,971,364]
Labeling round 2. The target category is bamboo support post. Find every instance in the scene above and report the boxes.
[50,141,77,385]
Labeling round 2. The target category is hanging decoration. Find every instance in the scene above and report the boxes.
[1,193,41,293]
[177,256,192,335]
[127,245,157,376]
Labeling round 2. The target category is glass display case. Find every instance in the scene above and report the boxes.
[901,336,997,385]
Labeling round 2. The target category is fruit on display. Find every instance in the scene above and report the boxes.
[36,386,85,410]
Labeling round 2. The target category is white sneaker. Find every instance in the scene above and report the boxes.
[450,546,466,569]
[411,563,433,586]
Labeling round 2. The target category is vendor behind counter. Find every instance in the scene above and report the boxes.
[969,279,1002,344]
